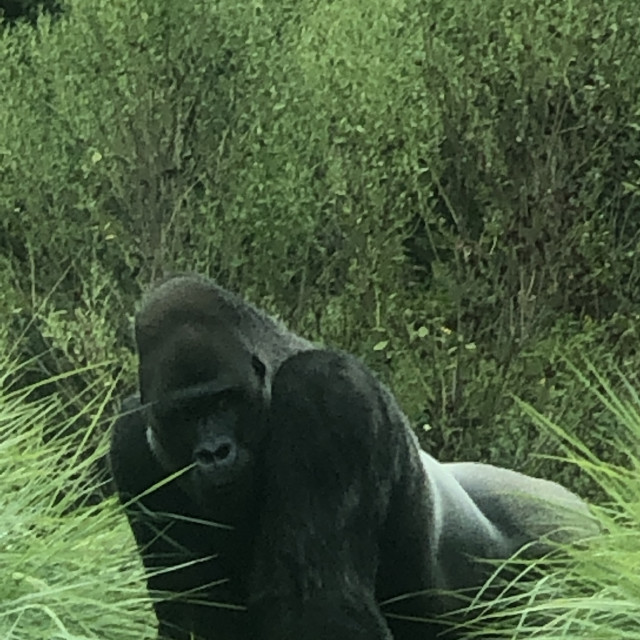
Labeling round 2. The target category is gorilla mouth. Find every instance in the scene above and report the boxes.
[192,470,246,496]
[208,478,238,491]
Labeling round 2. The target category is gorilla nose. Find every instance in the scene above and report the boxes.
[194,436,237,468]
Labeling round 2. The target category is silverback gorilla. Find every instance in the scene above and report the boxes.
[109,274,598,640]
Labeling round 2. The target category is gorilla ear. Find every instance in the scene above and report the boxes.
[252,355,267,381]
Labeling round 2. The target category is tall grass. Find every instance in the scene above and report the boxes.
[0,360,155,639]
[455,362,640,639]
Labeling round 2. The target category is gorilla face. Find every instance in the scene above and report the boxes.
[140,323,269,516]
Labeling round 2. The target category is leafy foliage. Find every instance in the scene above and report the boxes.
[2,0,640,494]
[2,2,640,634]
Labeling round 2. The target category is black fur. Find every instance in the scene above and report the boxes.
[110,395,248,639]
[110,275,598,640]
[248,349,599,639]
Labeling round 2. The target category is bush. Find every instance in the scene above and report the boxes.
[2,0,640,493]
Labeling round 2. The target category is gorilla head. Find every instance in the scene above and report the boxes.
[134,276,272,517]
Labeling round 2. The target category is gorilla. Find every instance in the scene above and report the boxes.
[109,275,598,640]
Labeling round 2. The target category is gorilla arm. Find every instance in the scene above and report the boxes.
[247,349,412,640]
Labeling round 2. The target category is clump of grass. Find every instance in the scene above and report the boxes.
[0,360,155,640]
[455,362,640,639]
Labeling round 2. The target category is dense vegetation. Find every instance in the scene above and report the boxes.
[1,0,639,637]
[3,0,640,493]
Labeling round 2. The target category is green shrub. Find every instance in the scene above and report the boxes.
[2,0,640,490]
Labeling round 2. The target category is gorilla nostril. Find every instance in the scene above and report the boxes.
[195,437,236,467]
[213,441,233,461]
[195,448,216,466]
